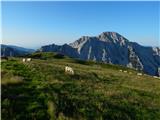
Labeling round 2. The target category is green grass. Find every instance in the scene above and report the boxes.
[1,52,160,120]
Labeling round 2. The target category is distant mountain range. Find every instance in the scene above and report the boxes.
[38,32,160,76]
[1,44,35,57]
[1,32,160,76]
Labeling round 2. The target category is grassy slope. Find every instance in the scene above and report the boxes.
[1,52,160,120]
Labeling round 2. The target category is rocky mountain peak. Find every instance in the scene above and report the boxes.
[99,31,119,37]
[38,32,160,76]
[69,36,90,48]
[70,32,128,49]
[98,32,128,45]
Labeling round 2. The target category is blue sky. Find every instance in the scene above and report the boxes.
[2,1,159,48]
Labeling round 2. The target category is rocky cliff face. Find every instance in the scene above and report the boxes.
[39,32,160,76]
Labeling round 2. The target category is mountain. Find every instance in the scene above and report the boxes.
[7,45,35,53]
[38,43,79,58]
[1,44,35,57]
[39,32,160,76]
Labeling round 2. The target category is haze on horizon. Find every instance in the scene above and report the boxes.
[2,1,159,49]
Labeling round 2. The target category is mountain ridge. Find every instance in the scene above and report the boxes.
[1,44,35,57]
[39,32,160,76]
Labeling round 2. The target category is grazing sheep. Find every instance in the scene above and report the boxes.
[22,58,32,62]
[119,70,123,72]
[153,76,158,78]
[137,73,142,76]
[22,58,26,62]
[26,58,32,62]
[65,66,74,75]
[153,76,160,79]
[123,70,127,73]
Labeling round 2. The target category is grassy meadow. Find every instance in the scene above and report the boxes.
[1,52,160,120]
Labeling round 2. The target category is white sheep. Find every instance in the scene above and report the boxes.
[137,73,142,76]
[153,76,160,79]
[123,70,127,73]
[26,58,32,62]
[22,58,26,62]
[119,70,123,72]
[22,58,32,62]
[65,66,74,75]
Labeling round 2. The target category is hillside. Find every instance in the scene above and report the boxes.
[1,52,160,120]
